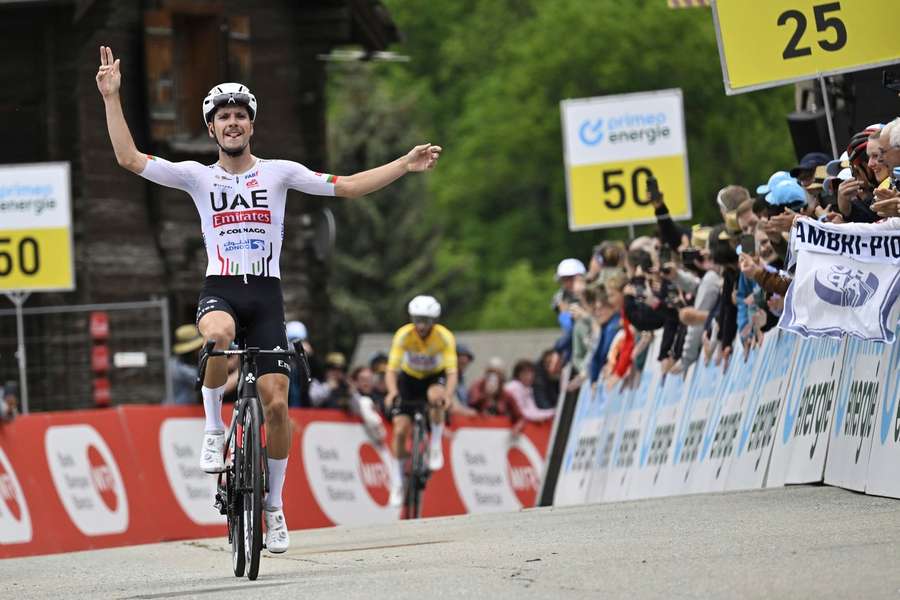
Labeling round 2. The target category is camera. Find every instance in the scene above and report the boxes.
[681,249,701,264]
[883,70,900,94]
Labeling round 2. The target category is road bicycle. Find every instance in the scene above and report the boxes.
[197,338,304,580]
[402,406,431,519]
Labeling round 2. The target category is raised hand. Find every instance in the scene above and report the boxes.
[404,143,442,172]
[96,46,121,97]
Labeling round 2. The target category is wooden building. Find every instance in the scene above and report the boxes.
[0,0,398,410]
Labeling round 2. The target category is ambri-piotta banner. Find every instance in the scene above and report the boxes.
[561,89,691,231]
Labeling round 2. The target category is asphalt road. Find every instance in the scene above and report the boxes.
[4,485,900,599]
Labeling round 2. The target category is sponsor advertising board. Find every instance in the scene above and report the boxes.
[0,406,550,558]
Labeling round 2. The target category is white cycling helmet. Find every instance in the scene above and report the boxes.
[408,295,441,319]
[202,83,257,125]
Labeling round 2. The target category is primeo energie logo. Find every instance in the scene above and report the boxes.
[45,425,129,536]
[578,112,671,147]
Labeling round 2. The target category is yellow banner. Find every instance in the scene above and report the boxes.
[714,0,900,93]
[568,155,690,230]
[0,227,73,291]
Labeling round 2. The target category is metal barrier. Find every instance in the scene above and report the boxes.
[0,299,171,412]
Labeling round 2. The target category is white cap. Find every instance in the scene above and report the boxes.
[286,321,307,342]
[555,258,586,280]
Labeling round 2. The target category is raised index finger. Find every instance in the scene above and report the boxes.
[105,46,115,67]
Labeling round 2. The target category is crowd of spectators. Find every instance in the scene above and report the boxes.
[164,117,900,434]
[548,116,900,389]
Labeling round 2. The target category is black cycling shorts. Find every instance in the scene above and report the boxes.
[195,275,291,377]
[391,371,446,420]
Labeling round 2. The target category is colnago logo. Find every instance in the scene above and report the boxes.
[358,444,390,507]
[212,210,271,228]
[45,425,128,535]
[579,112,671,147]
[506,447,540,508]
[219,227,266,237]
[0,448,31,544]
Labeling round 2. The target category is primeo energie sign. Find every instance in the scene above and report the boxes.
[561,89,691,231]
[0,162,74,292]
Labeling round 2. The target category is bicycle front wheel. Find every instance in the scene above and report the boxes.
[242,402,264,580]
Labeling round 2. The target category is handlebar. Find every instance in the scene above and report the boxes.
[195,339,311,390]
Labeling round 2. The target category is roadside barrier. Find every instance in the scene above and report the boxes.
[0,407,550,558]
[549,325,900,506]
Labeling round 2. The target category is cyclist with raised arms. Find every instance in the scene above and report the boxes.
[96,46,441,552]
[385,295,457,507]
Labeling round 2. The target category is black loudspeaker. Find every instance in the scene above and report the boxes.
[786,109,832,162]
[843,67,900,133]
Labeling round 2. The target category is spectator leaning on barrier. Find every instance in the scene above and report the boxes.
[533,349,561,409]
[349,366,387,444]
[468,357,518,420]
[454,343,474,407]
[310,352,353,410]
[872,118,900,219]
[368,351,389,414]
[589,274,624,384]
[168,324,205,405]
[505,360,555,424]
[672,229,722,374]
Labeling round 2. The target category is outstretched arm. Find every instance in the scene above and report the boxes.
[334,143,441,199]
[96,46,147,174]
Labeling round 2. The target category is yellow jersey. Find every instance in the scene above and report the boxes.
[387,323,458,379]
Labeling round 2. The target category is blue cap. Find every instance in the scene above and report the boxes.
[285,320,307,342]
[766,179,808,208]
[756,171,792,196]
[790,152,832,177]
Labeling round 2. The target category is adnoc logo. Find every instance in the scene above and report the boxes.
[358,443,390,507]
[0,448,31,544]
[45,425,129,536]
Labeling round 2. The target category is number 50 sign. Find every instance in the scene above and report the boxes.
[0,163,74,292]
[712,0,900,94]
[561,89,691,231]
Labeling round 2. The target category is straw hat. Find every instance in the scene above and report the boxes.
[173,324,204,355]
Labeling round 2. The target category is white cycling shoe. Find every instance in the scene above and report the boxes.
[200,431,226,473]
[428,446,444,471]
[264,508,290,554]
[389,482,404,508]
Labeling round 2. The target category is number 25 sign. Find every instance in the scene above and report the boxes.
[711,0,900,94]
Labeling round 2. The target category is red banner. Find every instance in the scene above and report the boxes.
[0,406,550,558]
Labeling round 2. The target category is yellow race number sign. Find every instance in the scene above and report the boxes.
[561,89,691,231]
[0,163,74,292]
[712,0,900,94]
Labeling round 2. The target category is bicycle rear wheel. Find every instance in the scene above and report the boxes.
[242,402,264,580]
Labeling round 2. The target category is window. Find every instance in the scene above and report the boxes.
[144,8,251,145]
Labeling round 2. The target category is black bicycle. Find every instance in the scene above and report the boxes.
[196,339,304,580]
[402,407,431,520]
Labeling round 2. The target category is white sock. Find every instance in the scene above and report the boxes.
[266,457,288,510]
[201,385,226,432]
[430,422,444,451]
[391,457,403,487]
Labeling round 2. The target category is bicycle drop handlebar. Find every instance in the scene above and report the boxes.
[195,340,309,391]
